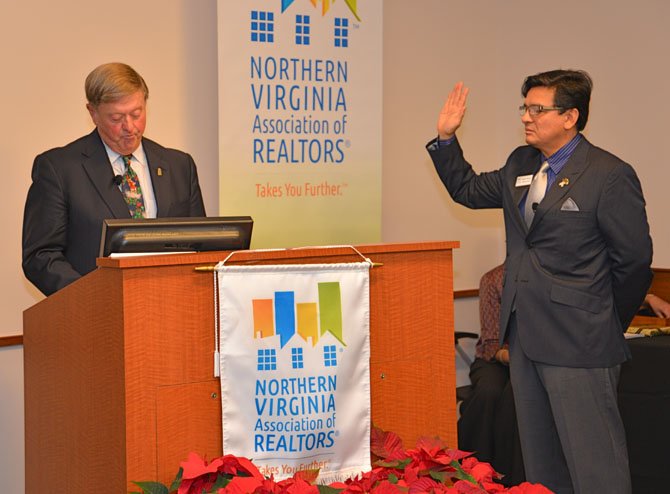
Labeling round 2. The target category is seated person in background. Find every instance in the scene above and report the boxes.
[458,263,525,487]
[640,293,670,318]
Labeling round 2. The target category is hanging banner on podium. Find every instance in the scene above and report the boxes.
[216,262,371,483]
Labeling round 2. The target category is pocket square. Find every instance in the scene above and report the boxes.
[560,198,580,211]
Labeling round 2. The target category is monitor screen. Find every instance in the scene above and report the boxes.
[99,216,253,257]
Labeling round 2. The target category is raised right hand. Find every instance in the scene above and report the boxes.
[437,81,469,139]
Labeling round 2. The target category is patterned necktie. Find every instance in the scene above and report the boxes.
[524,161,550,227]
[120,154,146,219]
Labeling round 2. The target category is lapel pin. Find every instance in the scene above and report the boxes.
[157,167,163,177]
[558,178,569,188]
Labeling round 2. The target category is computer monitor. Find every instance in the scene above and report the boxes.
[99,216,253,257]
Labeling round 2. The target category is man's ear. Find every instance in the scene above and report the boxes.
[563,108,579,130]
[86,103,98,123]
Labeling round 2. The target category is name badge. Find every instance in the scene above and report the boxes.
[515,174,533,187]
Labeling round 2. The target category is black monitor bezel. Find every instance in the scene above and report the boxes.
[99,216,253,257]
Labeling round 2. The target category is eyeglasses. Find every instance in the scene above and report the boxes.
[519,104,565,117]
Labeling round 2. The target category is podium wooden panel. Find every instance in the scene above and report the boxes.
[23,241,458,493]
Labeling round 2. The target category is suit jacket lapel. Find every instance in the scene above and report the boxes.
[143,139,171,217]
[81,129,132,218]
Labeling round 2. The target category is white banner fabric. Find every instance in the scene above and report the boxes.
[217,262,371,483]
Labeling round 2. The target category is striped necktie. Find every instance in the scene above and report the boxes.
[120,154,146,219]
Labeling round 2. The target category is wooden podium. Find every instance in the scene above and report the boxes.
[23,241,459,493]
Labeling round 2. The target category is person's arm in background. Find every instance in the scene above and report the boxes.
[643,293,670,318]
[476,264,506,363]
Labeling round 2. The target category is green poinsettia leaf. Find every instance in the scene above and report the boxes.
[429,470,448,483]
[375,458,412,469]
[317,485,344,494]
[211,473,231,490]
[130,480,169,494]
[169,467,184,491]
[448,460,478,484]
[387,472,399,484]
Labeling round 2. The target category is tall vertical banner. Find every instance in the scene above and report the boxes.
[218,1,383,248]
[217,262,371,483]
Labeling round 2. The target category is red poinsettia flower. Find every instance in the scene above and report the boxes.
[451,479,490,493]
[291,469,320,485]
[217,475,264,493]
[460,457,497,484]
[369,479,405,493]
[178,452,226,494]
[218,454,265,480]
[339,468,403,493]
[478,481,508,493]
[371,425,405,460]
[178,476,218,494]
[405,475,445,492]
[181,452,224,479]
[276,476,320,493]
[407,437,466,473]
[505,482,554,494]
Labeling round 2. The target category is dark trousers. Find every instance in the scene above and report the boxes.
[458,357,526,487]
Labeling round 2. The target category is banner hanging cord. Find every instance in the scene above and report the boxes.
[216,245,376,268]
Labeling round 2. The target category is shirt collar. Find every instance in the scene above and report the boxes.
[102,140,147,171]
[542,133,582,176]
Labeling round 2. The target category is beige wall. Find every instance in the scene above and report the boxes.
[2,1,669,492]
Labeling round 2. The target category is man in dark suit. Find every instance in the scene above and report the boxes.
[23,62,206,296]
[427,70,652,493]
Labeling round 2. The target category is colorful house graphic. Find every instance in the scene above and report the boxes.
[252,281,345,348]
